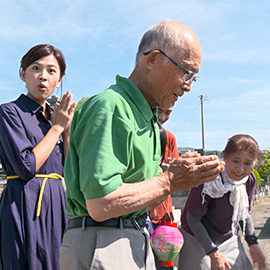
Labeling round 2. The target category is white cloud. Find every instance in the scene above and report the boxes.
[0,1,103,44]
[0,0,269,150]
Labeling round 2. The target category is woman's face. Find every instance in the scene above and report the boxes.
[223,150,256,181]
[21,54,62,106]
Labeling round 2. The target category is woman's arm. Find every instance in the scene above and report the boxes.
[32,125,64,171]
[186,211,231,270]
[33,91,75,170]
[249,244,268,270]
[244,214,268,269]
[244,213,258,246]
[186,211,217,254]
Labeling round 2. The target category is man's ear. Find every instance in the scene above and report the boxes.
[144,50,160,70]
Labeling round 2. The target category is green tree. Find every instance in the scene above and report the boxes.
[75,96,89,111]
[253,168,261,187]
[258,148,270,182]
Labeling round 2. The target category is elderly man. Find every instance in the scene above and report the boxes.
[60,20,224,270]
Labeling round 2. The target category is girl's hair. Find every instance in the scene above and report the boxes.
[223,134,260,162]
[158,122,167,165]
[19,44,66,79]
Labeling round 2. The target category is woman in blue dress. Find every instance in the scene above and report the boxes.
[0,44,76,270]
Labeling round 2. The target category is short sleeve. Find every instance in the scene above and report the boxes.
[70,94,133,200]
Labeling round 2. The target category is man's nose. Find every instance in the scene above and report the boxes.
[183,82,192,92]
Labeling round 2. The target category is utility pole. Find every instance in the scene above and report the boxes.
[199,95,205,155]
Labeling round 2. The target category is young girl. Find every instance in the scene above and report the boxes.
[178,134,268,270]
[0,44,76,270]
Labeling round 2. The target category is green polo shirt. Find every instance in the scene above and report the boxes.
[64,75,161,218]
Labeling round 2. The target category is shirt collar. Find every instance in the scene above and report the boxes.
[115,75,158,122]
[17,94,53,116]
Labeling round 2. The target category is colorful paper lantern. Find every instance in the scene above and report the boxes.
[150,221,184,267]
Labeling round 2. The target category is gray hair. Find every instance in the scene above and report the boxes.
[136,20,190,64]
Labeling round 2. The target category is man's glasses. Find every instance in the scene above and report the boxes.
[143,49,199,84]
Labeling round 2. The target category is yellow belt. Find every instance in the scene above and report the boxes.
[6,173,63,217]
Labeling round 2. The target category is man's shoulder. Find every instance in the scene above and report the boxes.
[80,88,127,111]
[98,87,126,101]
[74,88,134,125]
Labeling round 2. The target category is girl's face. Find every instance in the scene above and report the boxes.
[223,150,257,181]
[21,54,62,107]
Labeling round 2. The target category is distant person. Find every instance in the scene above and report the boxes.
[178,134,268,270]
[154,106,180,220]
[149,106,179,270]
[60,20,224,270]
[152,106,179,227]
[0,44,76,270]
[158,106,180,171]
[157,106,173,125]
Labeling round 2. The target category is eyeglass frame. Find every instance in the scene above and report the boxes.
[143,49,199,84]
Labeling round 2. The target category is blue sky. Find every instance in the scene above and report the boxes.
[0,0,269,151]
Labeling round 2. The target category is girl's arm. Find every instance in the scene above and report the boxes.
[33,91,75,170]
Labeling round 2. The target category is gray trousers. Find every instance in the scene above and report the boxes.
[60,225,156,270]
[178,227,253,270]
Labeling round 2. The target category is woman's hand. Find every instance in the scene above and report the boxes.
[51,91,76,133]
[249,244,268,270]
[53,91,76,158]
[209,250,231,270]
[33,91,76,169]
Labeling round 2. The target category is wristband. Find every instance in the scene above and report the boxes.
[206,246,218,255]
[245,235,258,246]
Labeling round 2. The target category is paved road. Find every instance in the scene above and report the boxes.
[243,194,270,268]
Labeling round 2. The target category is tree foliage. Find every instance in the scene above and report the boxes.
[257,148,270,181]
[75,96,89,111]
[253,168,261,187]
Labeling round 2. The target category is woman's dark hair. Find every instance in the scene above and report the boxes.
[19,44,66,79]
[158,122,167,164]
[223,134,260,162]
